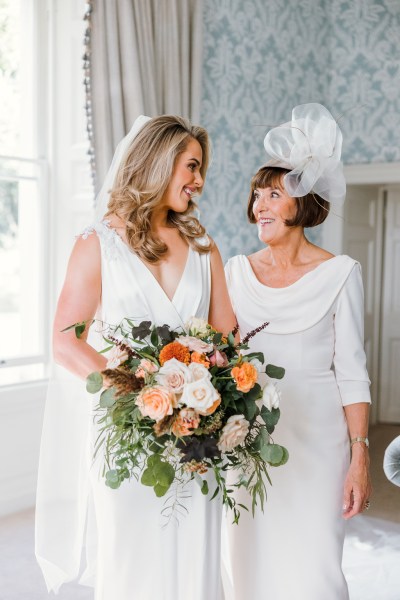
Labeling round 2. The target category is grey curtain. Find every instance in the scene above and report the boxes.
[90,0,204,191]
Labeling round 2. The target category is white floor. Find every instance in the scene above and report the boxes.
[1,510,400,599]
[344,515,400,600]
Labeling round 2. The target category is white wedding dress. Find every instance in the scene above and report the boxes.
[36,221,224,600]
[223,254,371,600]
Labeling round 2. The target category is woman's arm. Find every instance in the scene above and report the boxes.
[332,263,372,518]
[53,233,107,379]
[208,244,237,335]
[342,402,372,519]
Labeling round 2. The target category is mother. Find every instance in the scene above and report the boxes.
[224,104,372,600]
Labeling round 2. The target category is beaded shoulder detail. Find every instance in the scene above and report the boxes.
[77,220,120,261]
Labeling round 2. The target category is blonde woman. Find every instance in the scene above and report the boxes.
[36,115,235,600]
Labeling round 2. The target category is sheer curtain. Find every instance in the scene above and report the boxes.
[90,0,204,191]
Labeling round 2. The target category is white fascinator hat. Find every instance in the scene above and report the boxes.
[263,103,346,206]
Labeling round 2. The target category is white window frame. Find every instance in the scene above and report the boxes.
[0,0,50,385]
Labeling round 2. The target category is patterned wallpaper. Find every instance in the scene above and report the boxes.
[200,0,400,260]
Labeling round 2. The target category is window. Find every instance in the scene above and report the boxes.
[0,0,49,385]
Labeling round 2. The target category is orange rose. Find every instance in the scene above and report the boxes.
[171,408,201,437]
[191,352,210,368]
[231,362,258,393]
[159,341,190,366]
[135,386,177,421]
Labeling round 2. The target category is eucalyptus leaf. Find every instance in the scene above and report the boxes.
[260,443,284,465]
[265,364,285,379]
[273,446,289,467]
[100,387,116,408]
[154,483,169,497]
[243,399,258,421]
[154,462,175,487]
[260,406,280,427]
[86,372,103,394]
[141,468,156,487]
[213,332,223,344]
[227,332,235,346]
[201,480,209,495]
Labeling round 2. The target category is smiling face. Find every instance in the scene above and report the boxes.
[160,138,204,213]
[252,180,298,245]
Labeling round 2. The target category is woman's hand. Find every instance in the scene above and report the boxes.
[342,444,372,519]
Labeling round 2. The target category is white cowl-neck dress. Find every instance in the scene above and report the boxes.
[35,221,224,600]
[223,254,371,600]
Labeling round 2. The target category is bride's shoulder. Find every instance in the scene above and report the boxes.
[76,219,120,260]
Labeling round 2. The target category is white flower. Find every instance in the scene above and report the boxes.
[262,382,281,411]
[218,415,250,452]
[250,358,263,373]
[188,362,212,381]
[184,317,209,336]
[156,358,192,393]
[180,378,221,416]
[177,335,213,354]
[106,345,130,368]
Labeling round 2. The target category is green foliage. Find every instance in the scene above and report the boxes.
[99,387,115,408]
[86,372,103,394]
[141,454,175,497]
[131,321,152,339]
[265,364,285,379]
[260,406,281,433]
[82,316,287,523]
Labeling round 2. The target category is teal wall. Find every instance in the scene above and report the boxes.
[200,0,400,259]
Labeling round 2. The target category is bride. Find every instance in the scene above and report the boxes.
[35,115,235,600]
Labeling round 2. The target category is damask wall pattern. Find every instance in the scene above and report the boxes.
[329,0,400,164]
[200,0,400,259]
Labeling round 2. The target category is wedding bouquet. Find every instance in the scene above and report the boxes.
[70,316,287,523]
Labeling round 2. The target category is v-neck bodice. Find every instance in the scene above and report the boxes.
[82,220,211,331]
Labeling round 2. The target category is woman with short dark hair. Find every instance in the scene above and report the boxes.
[224,104,372,600]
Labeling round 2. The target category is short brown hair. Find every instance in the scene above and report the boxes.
[247,166,330,228]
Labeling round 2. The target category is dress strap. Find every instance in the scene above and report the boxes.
[77,220,120,261]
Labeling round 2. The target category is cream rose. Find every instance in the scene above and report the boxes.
[184,317,209,336]
[180,378,221,416]
[178,335,213,354]
[106,345,130,368]
[156,358,192,393]
[135,386,177,421]
[218,415,250,452]
[262,382,281,411]
[188,362,212,382]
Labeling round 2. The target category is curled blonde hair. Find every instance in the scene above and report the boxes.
[106,115,213,262]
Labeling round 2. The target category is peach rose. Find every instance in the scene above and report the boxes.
[171,408,201,437]
[191,352,210,368]
[218,415,250,452]
[156,358,192,393]
[106,345,130,368]
[136,358,159,378]
[180,378,221,416]
[178,335,213,354]
[135,386,177,422]
[231,362,258,393]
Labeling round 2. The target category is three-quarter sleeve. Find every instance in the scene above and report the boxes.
[333,264,371,406]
